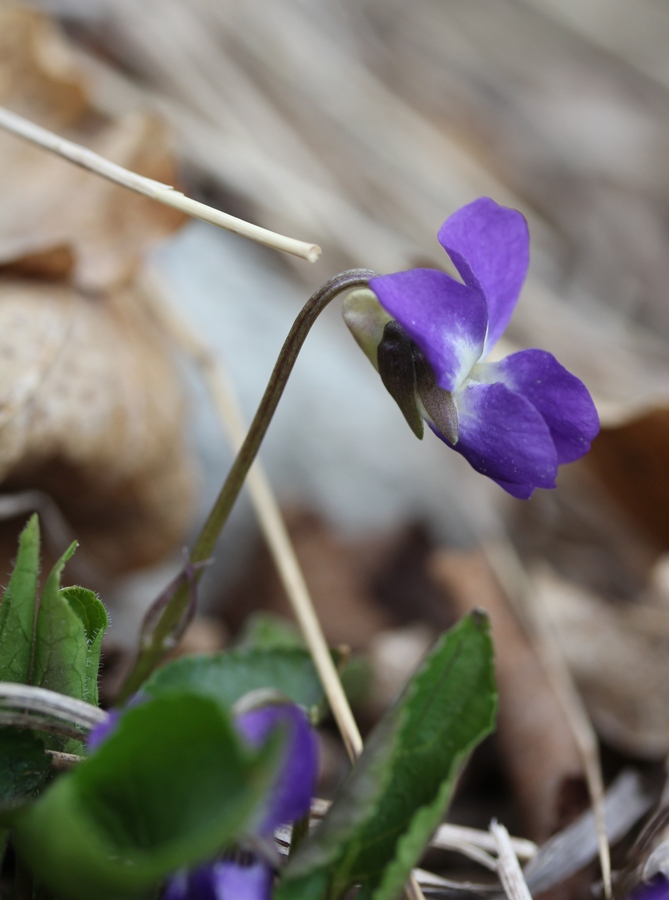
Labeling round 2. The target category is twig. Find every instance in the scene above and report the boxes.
[0,105,320,263]
[491,820,533,900]
[483,539,612,900]
[0,711,84,742]
[46,749,86,769]
[431,822,537,862]
[0,682,108,729]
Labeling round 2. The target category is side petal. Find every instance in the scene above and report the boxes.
[236,704,318,833]
[438,198,529,355]
[437,381,558,489]
[369,268,487,391]
[480,350,600,464]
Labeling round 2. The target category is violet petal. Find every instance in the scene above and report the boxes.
[492,479,536,499]
[437,198,529,356]
[480,349,600,464]
[212,861,273,900]
[236,704,318,833]
[163,870,191,900]
[86,710,121,753]
[163,862,272,900]
[442,381,558,488]
[369,268,487,392]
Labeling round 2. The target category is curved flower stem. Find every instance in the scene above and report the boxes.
[118,269,376,704]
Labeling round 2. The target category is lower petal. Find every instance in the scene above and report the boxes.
[444,382,558,488]
[480,350,599,464]
[212,861,273,900]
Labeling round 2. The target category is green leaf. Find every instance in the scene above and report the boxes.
[236,612,305,651]
[144,646,326,716]
[0,729,50,806]
[12,692,281,900]
[236,616,371,712]
[0,515,40,684]
[32,545,108,752]
[278,612,497,900]
[31,542,81,697]
[59,587,108,708]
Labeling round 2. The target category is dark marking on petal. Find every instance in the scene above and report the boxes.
[377,320,424,439]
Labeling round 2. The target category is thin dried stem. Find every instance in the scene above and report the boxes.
[46,749,86,769]
[483,538,612,900]
[0,106,320,263]
[491,820,533,900]
[431,821,537,862]
[0,682,108,729]
[0,711,85,742]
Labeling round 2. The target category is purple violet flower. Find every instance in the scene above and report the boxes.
[343,197,599,498]
[630,877,669,900]
[163,702,318,900]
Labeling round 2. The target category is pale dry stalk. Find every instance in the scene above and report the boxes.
[491,820,534,900]
[0,105,320,263]
[483,538,612,900]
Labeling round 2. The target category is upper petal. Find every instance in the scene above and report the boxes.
[235,704,318,833]
[369,268,487,391]
[437,198,529,355]
[442,381,558,489]
[480,349,600,464]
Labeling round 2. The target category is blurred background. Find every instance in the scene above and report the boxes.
[1,0,669,879]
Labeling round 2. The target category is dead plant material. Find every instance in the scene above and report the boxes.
[225,509,400,650]
[0,6,195,573]
[0,280,194,572]
[532,565,669,758]
[430,548,586,842]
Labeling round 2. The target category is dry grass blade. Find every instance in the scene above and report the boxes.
[0,682,108,728]
[0,105,320,263]
[491,820,533,900]
[431,823,537,863]
[483,538,613,900]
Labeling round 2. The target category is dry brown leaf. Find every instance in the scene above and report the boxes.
[224,509,404,649]
[0,6,185,291]
[533,565,669,758]
[587,412,669,551]
[0,110,185,291]
[0,6,196,575]
[0,6,88,129]
[0,278,194,572]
